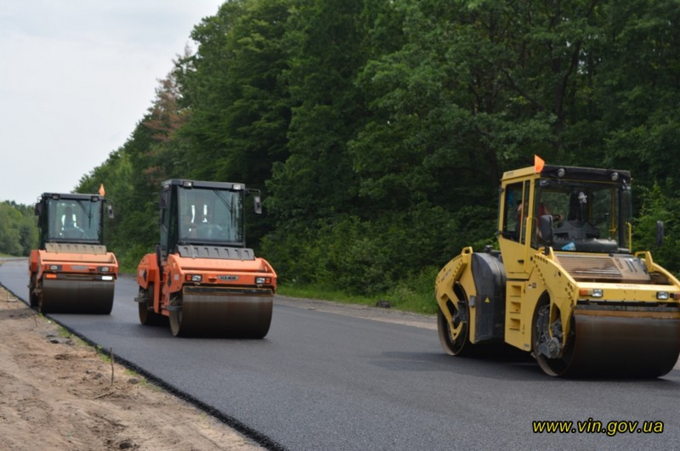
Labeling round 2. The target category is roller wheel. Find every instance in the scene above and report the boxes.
[532,301,575,377]
[138,284,166,326]
[437,307,471,355]
[437,284,473,356]
[29,273,40,308]
[169,309,184,337]
[168,292,184,336]
[38,291,47,314]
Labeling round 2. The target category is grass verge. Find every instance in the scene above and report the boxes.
[278,266,439,315]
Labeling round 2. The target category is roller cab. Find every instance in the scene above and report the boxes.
[436,161,680,377]
[135,179,277,337]
[29,193,118,314]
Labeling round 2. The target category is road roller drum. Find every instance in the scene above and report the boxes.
[40,278,114,314]
[169,288,273,337]
[536,309,680,378]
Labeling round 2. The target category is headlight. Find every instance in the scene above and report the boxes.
[98,266,110,272]
[185,274,202,282]
[579,288,603,298]
[256,277,266,284]
[657,291,670,300]
[49,265,62,271]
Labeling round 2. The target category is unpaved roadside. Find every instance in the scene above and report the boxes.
[0,285,262,451]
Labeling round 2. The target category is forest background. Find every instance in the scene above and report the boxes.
[3,0,680,312]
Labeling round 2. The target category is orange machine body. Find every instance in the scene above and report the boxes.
[30,246,118,284]
[136,251,276,316]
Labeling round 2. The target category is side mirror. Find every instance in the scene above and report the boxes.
[539,215,554,244]
[253,195,262,214]
[107,204,114,219]
[34,203,42,217]
[656,221,664,247]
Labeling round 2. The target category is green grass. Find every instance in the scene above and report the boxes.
[90,344,111,363]
[278,266,440,315]
[57,326,73,339]
[118,263,138,275]
[278,285,378,305]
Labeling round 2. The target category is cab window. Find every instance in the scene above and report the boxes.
[503,181,529,244]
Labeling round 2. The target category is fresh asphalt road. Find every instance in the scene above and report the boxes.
[1,258,679,450]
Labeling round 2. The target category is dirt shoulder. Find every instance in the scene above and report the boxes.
[0,285,262,451]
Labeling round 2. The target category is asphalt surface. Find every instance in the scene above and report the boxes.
[2,258,680,450]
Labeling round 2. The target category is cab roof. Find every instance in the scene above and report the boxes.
[502,165,631,184]
[161,179,247,191]
[40,193,105,201]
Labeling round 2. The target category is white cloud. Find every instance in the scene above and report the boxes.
[0,0,223,205]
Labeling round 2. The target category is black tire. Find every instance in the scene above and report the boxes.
[169,309,183,337]
[29,273,40,308]
[533,300,574,377]
[138,284,166,326]
[437,283,473,356]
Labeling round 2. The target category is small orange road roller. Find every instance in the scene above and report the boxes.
[29,192,118,314]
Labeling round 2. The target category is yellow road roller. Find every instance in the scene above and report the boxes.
[436,160,680,377]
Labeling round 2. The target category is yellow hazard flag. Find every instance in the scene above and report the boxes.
[99,184,106,197]
[534,155,545,173]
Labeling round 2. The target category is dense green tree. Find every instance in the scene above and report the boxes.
[173,1,247,182]
[0,202,38,256]
[172,0,293,244]
[633,182,680,274]
[599,0,680,186]
[72,0,680,293]
[266,0,367,221]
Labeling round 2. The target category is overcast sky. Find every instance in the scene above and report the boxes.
[0,0,224,205]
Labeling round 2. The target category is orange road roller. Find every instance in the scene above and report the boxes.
[29,192,118,314]
[135,179,277,337]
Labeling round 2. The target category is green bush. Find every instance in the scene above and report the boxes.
[633,182,680,275]
[262,202,497,297]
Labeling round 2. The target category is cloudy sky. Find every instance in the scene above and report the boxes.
[0,0,224,205]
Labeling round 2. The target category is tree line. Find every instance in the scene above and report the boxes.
[73,0,680,296]
[0,202,38,256]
